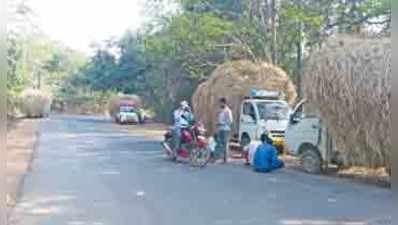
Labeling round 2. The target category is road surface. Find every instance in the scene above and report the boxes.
[10,115,393,225]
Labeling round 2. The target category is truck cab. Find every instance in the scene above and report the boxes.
[118,105,139,124]
[285,99,343,173]
[115,100,144,124]
[238,97,290,152]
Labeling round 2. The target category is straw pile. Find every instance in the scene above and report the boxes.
[20,89,52,118]
[107,94,142,119]
[192,60,297,135]
[304,36,391,168]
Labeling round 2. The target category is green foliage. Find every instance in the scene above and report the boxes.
[66,0,391,121]
[7,35,26,95]
[145,12,234,78]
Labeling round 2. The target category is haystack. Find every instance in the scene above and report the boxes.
[304,36,391,168]
[107,94,142,119]
[20,89,52,118]
[192,60,297,135]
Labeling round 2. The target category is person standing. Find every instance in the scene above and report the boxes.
[216,97,233,163]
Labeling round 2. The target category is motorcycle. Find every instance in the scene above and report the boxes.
[161,121,211,167]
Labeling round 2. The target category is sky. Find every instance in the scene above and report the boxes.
[29,0,146,54]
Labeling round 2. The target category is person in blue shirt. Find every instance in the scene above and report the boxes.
[253,132,284,173]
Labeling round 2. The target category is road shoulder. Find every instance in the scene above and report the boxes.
[6,119,40,219]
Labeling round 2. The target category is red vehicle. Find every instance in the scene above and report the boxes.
[161,121,211,167]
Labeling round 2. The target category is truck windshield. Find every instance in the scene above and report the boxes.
[256,102,290,120]
[120,106,135,113]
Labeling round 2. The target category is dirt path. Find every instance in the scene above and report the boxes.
[7,119,39,217]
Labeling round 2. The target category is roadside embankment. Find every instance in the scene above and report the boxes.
[6,119,39,218]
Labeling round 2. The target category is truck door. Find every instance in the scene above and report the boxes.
[285,100,321,155]
[239,102,257,143]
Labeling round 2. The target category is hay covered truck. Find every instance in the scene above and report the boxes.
[191,60,298,155]
[285,99,344,174]
[235,89,291,153]
[285,37,391,174]
[113,100,144,125]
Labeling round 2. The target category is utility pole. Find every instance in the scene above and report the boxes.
[271,0,277,64]
[296,21,303,98]
[33,63,42,90]
[37,70,41,90]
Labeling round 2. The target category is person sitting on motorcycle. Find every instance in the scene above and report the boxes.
[173,101,193,153]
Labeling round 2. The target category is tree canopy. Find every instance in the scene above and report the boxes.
[8,0,391,120]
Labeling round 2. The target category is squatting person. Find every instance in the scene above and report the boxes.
[253,132,284,173]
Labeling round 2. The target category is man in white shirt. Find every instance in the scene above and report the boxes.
[215,97,233,163]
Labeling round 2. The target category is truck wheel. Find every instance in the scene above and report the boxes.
[300,148,322,174]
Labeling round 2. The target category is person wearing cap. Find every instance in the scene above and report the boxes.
[172,101,193,154]
[253,132,284,173]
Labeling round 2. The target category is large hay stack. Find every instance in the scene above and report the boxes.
[20,89,52,118]
[107,94,142,119]
[304,36,391,168]
[192,60,297,135]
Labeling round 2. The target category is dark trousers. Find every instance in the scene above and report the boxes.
[173,128,181,151]
[215,130,230,162]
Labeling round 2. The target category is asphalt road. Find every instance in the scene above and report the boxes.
[10,115,393,225]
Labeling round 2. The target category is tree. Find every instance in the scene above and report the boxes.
[70,0,391,121]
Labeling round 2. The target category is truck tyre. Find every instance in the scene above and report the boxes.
[300,148,322,174]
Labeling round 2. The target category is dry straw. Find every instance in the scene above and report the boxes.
[20,89,52,118]
[107,94,142,119]
[304,36,391,168]
[192,60,297,135]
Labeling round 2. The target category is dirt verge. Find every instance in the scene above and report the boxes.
[6,119,39,218]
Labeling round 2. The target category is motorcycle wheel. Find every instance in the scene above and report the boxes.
[190,146,211,168]
[161,140,176,161]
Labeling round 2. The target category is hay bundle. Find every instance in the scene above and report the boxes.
[107,94,142,119]
[20,89,52,118]
[192,60,297,135]
[304,36,391,168]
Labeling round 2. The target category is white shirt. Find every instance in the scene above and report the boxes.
[208,137,217,153]
[218,106,233,131]
[174,109,189,128]
[248,142,261,165]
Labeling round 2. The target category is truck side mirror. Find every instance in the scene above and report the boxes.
[249,113,256,122]
[289,113,301,124]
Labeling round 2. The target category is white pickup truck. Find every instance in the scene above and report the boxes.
[236,91,291,152]
[285,99,343,173]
